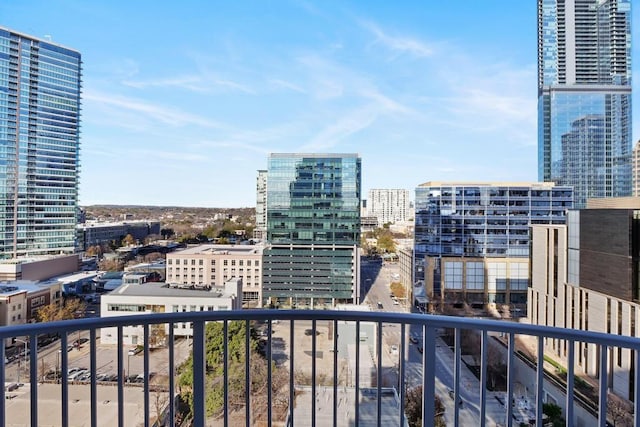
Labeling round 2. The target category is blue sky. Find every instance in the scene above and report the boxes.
[2,1,639,207]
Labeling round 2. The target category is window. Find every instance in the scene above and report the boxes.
[239,260,244,266]
[488,262,507,291]
[509,263,529,290]
[444,261,463,289]
[255,261,260,267]
[168,259,173,265]
[466,262,484,290]
[223,260,228,266]
[191,259,196,265]
[231,260,236,266]
[199,259,203,266]
[247,260,252,266]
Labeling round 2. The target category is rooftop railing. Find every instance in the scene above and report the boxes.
[1,310,639,427]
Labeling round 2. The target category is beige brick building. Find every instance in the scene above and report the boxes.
[166,245,263,305]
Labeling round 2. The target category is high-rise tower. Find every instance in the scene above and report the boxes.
[262,153,361,308]
[0,28,82,258]
[538,0,631,208]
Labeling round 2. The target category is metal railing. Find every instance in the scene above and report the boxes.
[1,310,639,427]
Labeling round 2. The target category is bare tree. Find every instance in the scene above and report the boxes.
[153,391,169,426]
[608,393,633,427]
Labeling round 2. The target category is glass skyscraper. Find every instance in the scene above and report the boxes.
[262,153,361,308]
[538,0,632,209]
[0,28,82,258]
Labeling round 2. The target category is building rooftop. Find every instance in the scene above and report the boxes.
[108,282,233,299]
[173,244,262,256]
[417,181,563,188]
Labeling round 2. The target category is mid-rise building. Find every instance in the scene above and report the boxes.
[537,0,632,209]
[633,141,640,197]
[0,27,82,258]
[166,244,263,304]
[262,153,361,308]
[0,254,80,281]
[367,189,410,226]
[414,182,572,307]
[100,279,242,346]
[77,221,161,251]
[255,170,268,240]
[529,199,640,401]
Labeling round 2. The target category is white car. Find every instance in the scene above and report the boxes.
[390,345,399,354]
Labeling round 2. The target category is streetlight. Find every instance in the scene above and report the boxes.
[15,338,28,384]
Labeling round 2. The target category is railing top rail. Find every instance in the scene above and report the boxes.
[2,310,639,349]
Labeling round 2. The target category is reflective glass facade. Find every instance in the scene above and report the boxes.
[263,154,361,307]
[0,28,81,258]
[414,183,573,295]
[538,0,632,209]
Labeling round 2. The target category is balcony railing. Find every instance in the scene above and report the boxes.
[1,310,640,427]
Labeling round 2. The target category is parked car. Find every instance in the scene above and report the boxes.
[409,336,419,344]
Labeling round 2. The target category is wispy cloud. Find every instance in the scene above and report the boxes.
[268,78,307,94]
[300,107,378,151]
[83,90,225,128]
[122,73,254,94]
[133,149,209,163]
[361,21,434,58]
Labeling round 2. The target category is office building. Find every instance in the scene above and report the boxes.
[0,27,82,258]
[414,182,572,306]
[529,200,640,401]
[262,153,361,308]
[166,244,263,304]
[367,189,410,226]
[100,279,242,346]
[538,0,632,209]
[254,169,268,240]
[77,220,161,251]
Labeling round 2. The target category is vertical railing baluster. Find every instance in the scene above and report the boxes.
[536,336,544,427]
[289,319,295,427]
[192,320,206,427]
[61,332,69,427]
[90,328,97,427]
[635,348,640,427]
[454,328,461,427]
[267,320,272,427]
[480,331,487,427]
[422,325,436,427]
[144,324,150,427]
[223,321,229,427]
[598,345,608,427]
[117,326,124,427]
[506,333,515,427]
[0,343,4,427]
[399,323,406,427]
[355,321,360,427]
[311,319,317,427]
[333,319,338,427]
[169,324,175,427]
[30,334,37,427]
[566,340,575,427]
[376,320,382,427]
[245,319,251,427]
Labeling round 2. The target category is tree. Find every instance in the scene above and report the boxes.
[35,297,87,322]
[122,233,136,246]
[148,324,167,348]
[543,402,565,427]
[404,386,445,427]
[153,390,169,426]
[160,228,175,239]
[85,245,103,257]
[177,321,289,422]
